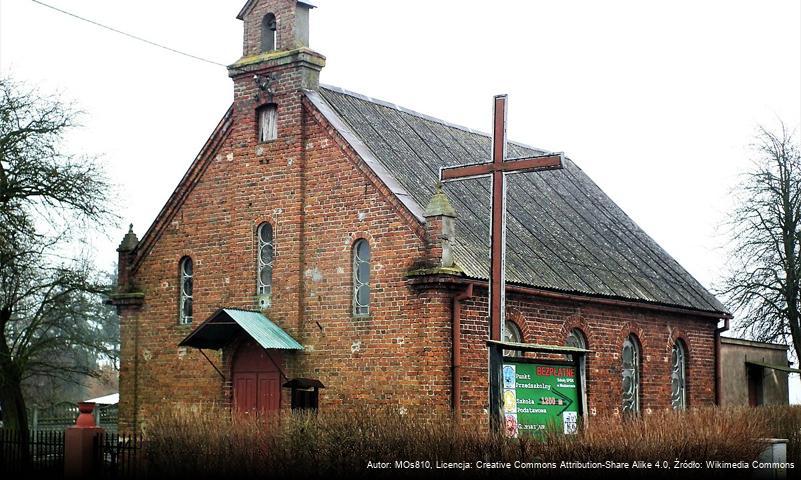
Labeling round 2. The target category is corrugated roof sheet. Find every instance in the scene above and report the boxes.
[313,86,728,315]
[224,309,304,350]
[179,308,303,350]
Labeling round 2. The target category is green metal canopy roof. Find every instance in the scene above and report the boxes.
[179,308,303,351]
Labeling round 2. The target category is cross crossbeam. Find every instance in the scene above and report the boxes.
[441,154,563,181]
[439,95,564,342]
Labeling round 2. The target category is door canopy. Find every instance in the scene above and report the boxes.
[179,308,303,351]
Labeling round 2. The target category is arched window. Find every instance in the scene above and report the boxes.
[621,335,641,415]
[261,13,277,52]
[352,239,370,316]
[566,328,587,354]
[566,328,588,414]
[179,257,193,325]
[257,223,274,308]
[503,320,523,357]
[566,329,587,375]
[671,340,688,410]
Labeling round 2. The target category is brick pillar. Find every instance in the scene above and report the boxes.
[64,402,104,479]
[116,224,139,292]
[424,183,457,268]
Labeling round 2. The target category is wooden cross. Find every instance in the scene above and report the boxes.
[440,95,564,342]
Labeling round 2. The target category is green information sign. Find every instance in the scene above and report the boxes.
[502,360,580,437]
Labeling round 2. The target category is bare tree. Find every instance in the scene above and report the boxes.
[0,77,112,247]
[719,123,801,362]
[1,241,117,427]
[0,77,117,454]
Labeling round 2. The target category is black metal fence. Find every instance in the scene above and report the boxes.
[96,431,143,479]
[0,428,65,477]
[0,429,143,478]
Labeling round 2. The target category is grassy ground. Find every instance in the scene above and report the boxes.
[140,405,800,479]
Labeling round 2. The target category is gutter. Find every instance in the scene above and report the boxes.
[714,318,731,405]
[409,274,732,320]
[452,283,474,418]
[132,310,140,432]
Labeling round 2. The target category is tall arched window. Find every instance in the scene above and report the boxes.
[257,223,274,308]
[621,335,641,415]
[352,239,370,316]
[566,328,587,355]
[671,340,688,410]
[179,257,193,325]
[503,320,523,357]
[566,328,588,415]
[261,13,277,52]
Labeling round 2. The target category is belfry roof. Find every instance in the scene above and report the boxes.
[309,85,729,316]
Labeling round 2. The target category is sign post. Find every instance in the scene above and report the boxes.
[487,340,588,436]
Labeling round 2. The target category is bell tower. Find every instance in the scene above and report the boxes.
[230,0,325,91]
[225,0,325,333]
[237,0,316,56]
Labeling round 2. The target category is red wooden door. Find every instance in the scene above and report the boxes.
[232,340,282,415]
[234,373,257,413]
[258,374,279,411]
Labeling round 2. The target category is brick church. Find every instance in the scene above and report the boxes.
[111,0,731,431]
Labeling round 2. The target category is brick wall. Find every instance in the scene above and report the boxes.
[457,287,717,419]
[117,0,719,431]
[119,93,718,426]
[118,32,451,429]
[242,0,300,56]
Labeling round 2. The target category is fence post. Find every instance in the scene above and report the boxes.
[64,402,104,479]
[32,408,38,459]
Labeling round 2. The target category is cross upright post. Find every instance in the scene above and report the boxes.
[440,95,564,343]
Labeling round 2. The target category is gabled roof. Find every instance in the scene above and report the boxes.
[312,85,729,316]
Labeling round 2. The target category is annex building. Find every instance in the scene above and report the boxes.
[111,0,731,431]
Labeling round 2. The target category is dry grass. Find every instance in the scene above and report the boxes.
[141,405,798,479]
[750,405,801,464]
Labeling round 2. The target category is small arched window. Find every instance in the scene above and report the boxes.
[257,223,274,308]
[621,334,641,415]
[503,320,523,358]
[261,13,277,52]
[352,239,370,316]
[671,340,688,410]
[179,257,193,325]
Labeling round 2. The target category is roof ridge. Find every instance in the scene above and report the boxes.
[319,84,550,155]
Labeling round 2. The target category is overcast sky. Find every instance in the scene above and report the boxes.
[2,0,800,399]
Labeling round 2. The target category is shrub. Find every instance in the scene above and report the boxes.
[751,405,801,464]
[140,404,785,479]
